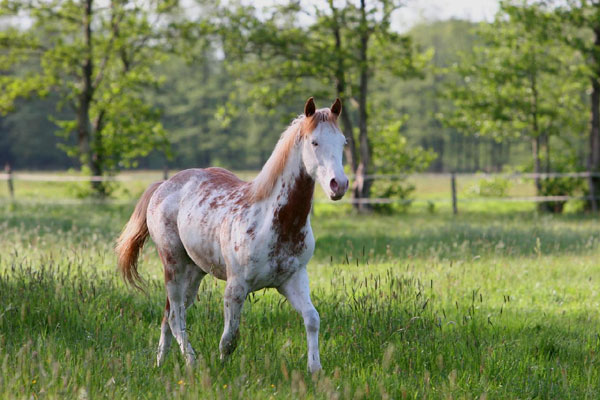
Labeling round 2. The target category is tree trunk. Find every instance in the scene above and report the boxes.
[491,140,503,172]
[77,0,105,195]
[333,32,358,173]
[528,58,542,199]
[544,133,550,173]
[473,136,480,171]
[532,136,541,195]
[355,0,372,212]
[329,0,359,209]
[589,29,600,211]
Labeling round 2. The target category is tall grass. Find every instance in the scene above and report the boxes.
[1,202,600,398]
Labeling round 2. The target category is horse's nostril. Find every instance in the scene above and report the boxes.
[330,178,339,192]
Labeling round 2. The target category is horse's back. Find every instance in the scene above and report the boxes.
[150,167,249,208]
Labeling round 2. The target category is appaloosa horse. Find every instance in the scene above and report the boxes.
[116,97,348,373]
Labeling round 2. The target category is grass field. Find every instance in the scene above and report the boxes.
[1,176,600,398]
[0,170,575,214]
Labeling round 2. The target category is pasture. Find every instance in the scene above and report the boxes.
[1,190,600,399]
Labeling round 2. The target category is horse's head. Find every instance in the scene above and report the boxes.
[300,97,349,201]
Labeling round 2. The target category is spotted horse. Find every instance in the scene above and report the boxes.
[115,97,349,373]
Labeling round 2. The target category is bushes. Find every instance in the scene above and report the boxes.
[370,122,436,213]
[471,176,511,198]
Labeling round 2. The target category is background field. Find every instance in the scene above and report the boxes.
[1,183,600,398]
[0,170,564,213]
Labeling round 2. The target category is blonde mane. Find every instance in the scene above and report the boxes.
[250,108,338,202]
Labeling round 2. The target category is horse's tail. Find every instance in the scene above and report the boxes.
[116,181,162,290]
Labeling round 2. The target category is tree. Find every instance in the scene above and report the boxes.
[0,0,179,195]
[380,19,489,173]
[443,1,586,203]
[213,0,428,211]
[370,120,436,212]
[556,0,600,211]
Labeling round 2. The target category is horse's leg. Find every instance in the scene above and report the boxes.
[166,263,207,366]
[157,265,205,367]
[219,279,248,360]
[184,266,205,308]
[278,268,322,373]
[157,297,173,367]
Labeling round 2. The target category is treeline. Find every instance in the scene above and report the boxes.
[0,16,512,172]
[0,1,599,210]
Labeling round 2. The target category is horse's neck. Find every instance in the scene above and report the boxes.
[269,147,314,231]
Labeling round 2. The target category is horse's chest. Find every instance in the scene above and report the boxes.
[243,226,314,289]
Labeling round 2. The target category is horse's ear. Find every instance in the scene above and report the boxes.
[331,98,342,117]
[304,97,316,117]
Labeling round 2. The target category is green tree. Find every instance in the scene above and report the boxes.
[0,0,179,195]
[444,1,586,203]
[556,0,600,211]
[370,120,436,212]
[214,0,428,211]
[383,20,501,173]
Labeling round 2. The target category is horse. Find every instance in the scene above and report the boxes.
[115,97,348,373]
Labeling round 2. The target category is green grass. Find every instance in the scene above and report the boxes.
[0,170,582,215]
[1,197,600,398]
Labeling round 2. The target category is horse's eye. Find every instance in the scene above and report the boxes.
[311,141,318,146]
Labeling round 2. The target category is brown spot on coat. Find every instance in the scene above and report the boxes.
[158,248,176,266]
[164,266,175,283]
[246,224,256,239]
[158,249,176,283]
[271,169,314,256]
[162,297,170,324]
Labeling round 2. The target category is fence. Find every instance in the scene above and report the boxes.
[1,168,598,213]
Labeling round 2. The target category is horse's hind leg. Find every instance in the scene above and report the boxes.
[157,247,205,367]
[157,297,173,367]
[219,278,248,360]
[156,272,204,367]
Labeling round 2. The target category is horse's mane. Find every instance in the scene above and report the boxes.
[250,108,338,202]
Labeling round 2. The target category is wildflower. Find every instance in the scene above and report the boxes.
[177,380,184,385]
[32,379,37,384]
[223,384,228,389]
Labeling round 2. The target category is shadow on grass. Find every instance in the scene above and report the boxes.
[315,214,600,261]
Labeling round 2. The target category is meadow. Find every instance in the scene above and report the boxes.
[1,175,600,398]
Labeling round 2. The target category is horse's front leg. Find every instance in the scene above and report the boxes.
[278,268,322,373]
[219,278,248,360]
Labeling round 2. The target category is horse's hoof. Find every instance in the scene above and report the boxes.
[308,363,322,374]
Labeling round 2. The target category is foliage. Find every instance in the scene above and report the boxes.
[370,121,436,213]
[445,2,585,141]
[554,0,600,210]
[212,0,430,209]
[381,19,486,172]
[0,0,180,195]
[471,176,512,198]
[538,156,586,213]
[442,1,587,195]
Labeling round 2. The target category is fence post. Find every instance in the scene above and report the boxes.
[451,172,458,215]
[163,164,169,181]
[4,163,14,199]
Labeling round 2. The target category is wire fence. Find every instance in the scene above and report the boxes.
[0,168,597,211]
